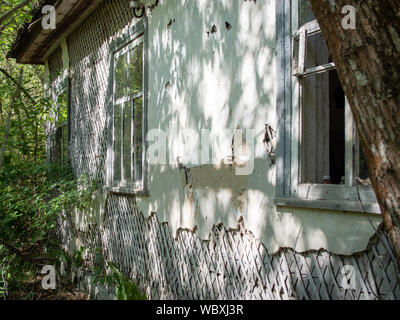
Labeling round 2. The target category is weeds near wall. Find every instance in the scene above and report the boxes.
[0,162,97,299]
[90,249,146,300]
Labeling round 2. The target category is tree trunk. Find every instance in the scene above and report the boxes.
[308,0,400,260]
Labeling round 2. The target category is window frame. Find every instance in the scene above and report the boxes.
[275,0,380,214]
[105,19,148,196]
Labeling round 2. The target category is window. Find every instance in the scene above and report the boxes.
[52,80,69,166]
[106,20,147,194]
[275,0,379,214]
[54,90,69,165]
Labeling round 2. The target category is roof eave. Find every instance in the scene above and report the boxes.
[9,0,104,64]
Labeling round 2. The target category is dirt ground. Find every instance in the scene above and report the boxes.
[4,276,89,300]
[6,288,88,300]
[36,290,88,300]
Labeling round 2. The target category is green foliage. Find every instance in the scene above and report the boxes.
[0,160,98,298]
[1,1,48,168]
[107,262,146,301]
[90,251,146,300]
[72,246,84,268]
[0,1,35,49]
[55,91,68,126]
[92,248,107,282]
[1,244,8,297]
[0,0,99,299]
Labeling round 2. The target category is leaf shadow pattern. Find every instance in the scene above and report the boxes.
[56,193,400,300]
[47,0,400,300]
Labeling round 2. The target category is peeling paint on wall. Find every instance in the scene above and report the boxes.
[57,0,384,256]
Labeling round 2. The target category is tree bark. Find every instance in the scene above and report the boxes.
[308,0,400,260]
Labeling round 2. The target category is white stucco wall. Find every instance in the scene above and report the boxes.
[135,0,382,255]
[46,0,383,256]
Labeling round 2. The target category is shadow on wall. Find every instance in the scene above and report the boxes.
[60,0,399,300]
[64,0,384,279]
[95,194,400,300]
[143,0,279,242]
[68,0,141,183]
[140,0,381,254]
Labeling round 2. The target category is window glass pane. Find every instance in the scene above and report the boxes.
[301,70,345,184]
[122,102,132,183]
[62,124,68,165]
[54,127,62,164]
[357,142,369,180]
[114,52,128,100]
[300,0,316,26]
[129,42,143,95]
[114,103,122,182]
[133,97,143,182]
[112,34,145,189]
[56,91,68,126]
[293,37,300,74]
[305,32,331,70]
[53,91,68,166]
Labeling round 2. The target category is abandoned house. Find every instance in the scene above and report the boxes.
[9,0,400,299]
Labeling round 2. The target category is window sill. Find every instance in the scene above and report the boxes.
[295,183,377,202]
[274,197,381,215]
[104,186,149,197]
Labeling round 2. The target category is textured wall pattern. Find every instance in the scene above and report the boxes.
[48,46,63,82]
[67,0,137,182]
[48,0,400,300]
[57,193,400,300]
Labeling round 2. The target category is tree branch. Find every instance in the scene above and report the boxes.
[0,67,35,104]
[0,15,15,34]
[0,239,41,266]
[0,0,33,25]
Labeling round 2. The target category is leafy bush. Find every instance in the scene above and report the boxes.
[90,250,146,300]
[0,161,97,299]
[101,262,146,300]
